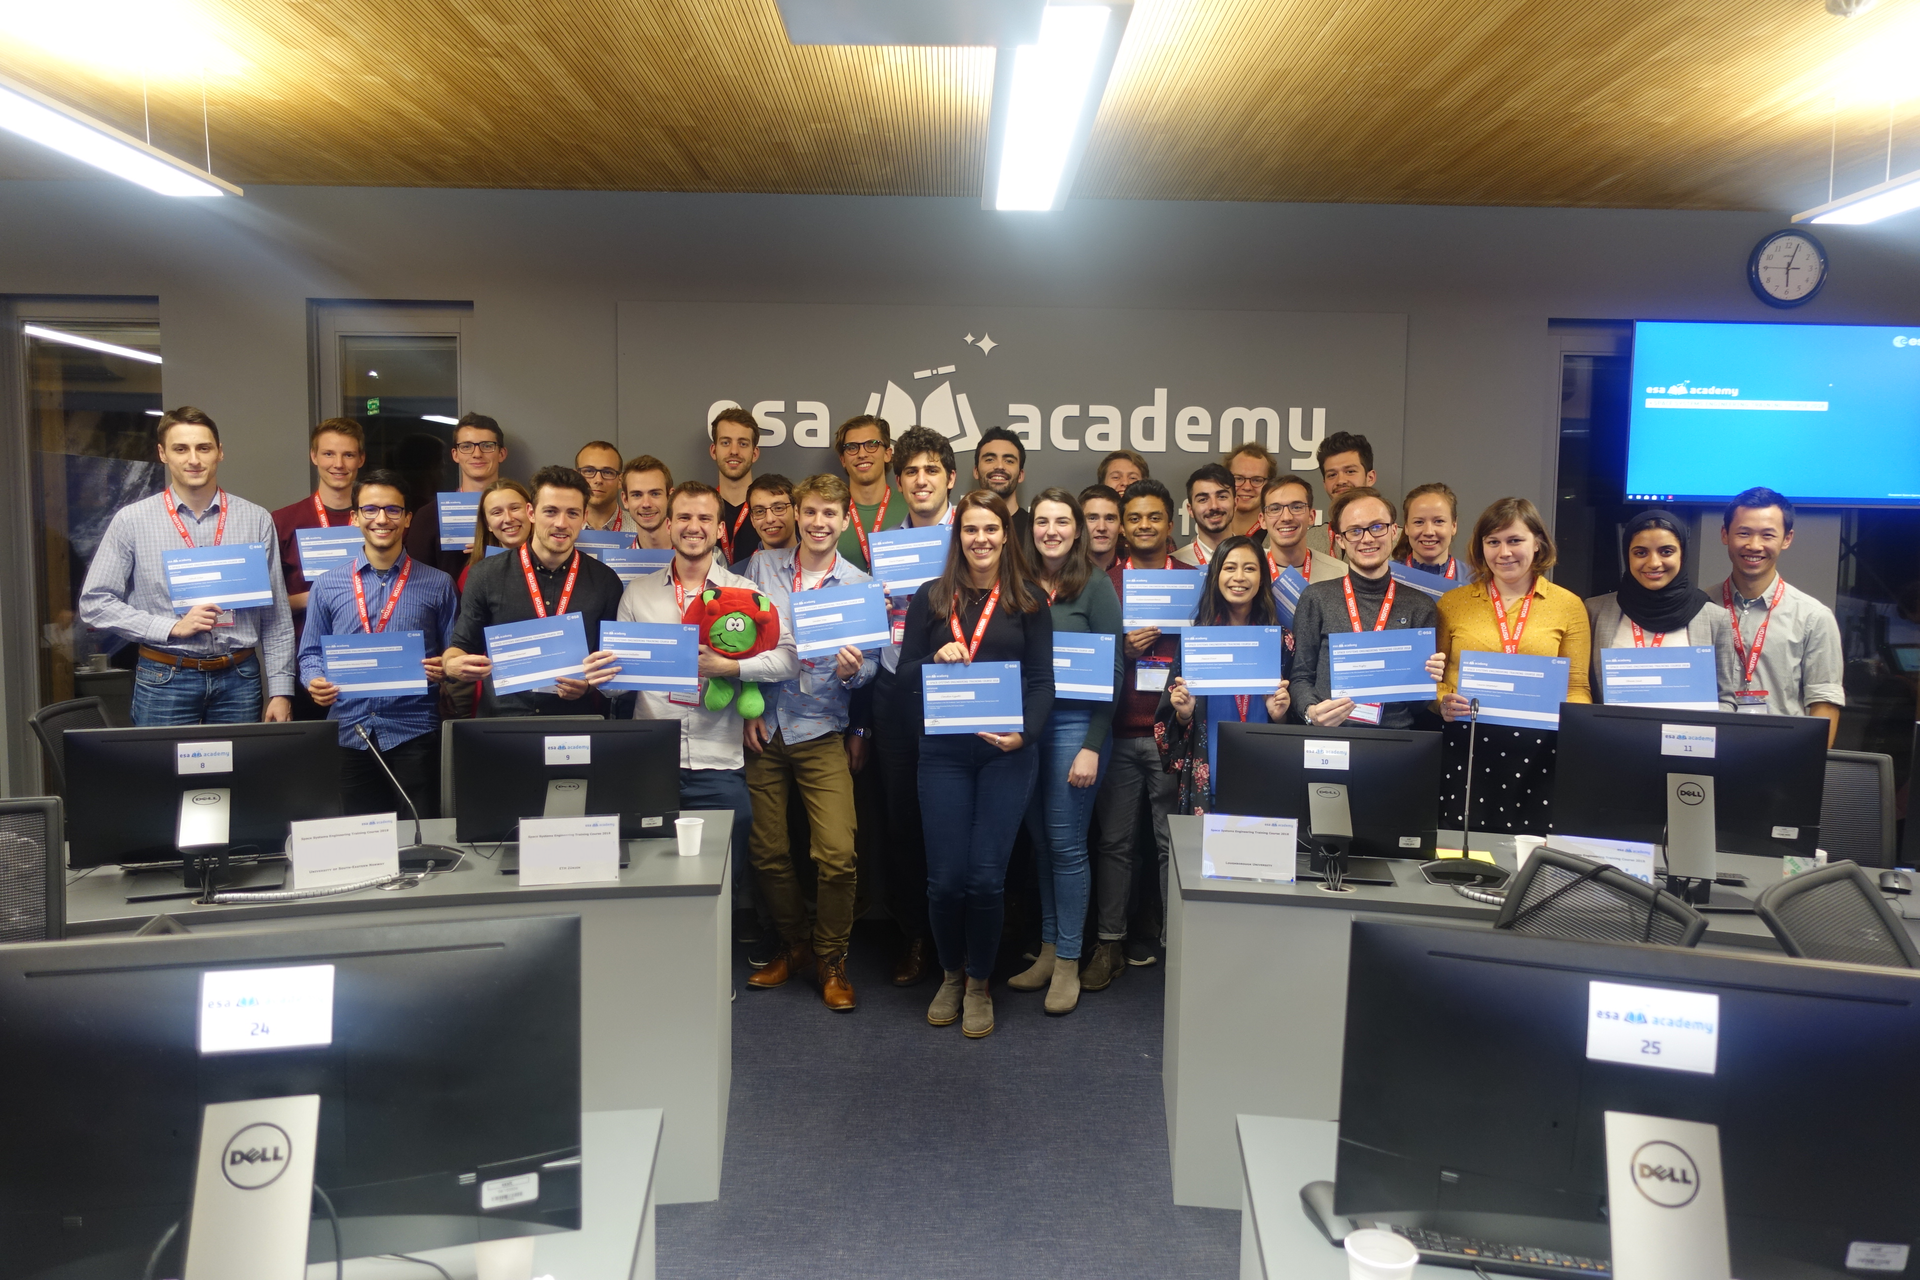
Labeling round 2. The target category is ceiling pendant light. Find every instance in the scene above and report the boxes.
[984,2,1131,212]
[0,70,240,197]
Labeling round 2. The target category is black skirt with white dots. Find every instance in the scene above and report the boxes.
[1437,720,1558,836]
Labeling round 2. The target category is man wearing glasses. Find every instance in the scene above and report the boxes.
[575,440,627,532]
[738,475,798,570]
[1171,464,1236,568]
[405,412,511,578]
[1289,487,1444,730]
[1261,475,1348,584]
[833,414,904,572]
[297,469,461,816]
[1224,442,1278,541]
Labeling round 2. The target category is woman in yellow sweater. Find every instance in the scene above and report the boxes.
[1434,497,1592,835]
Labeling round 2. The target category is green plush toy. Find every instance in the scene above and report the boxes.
[683,586,782,718]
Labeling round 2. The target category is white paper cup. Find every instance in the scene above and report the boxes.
[675,816,704,857]
[1345,1227,1419,1280]
[474,1233,536,1280]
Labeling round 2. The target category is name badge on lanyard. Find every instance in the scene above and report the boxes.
[1136,655,1171,693]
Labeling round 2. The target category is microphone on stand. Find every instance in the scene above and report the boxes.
[1422,696,1509,888]
[354,723,466,870]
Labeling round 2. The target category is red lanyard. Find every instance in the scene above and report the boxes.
[949,581,1002,662]
[311,492,338,528]
[850,489,890,565]
[1724,577,1787,685]
[792,552,837,594]
[1234,694,1251,722]
[719,502,752,561]
[165,490,227,548]
[1403,554,1457,579]
[1342,575,1396,631]
[351,556,413,633]
[519,544,579,618]
[1629,620,1665,648]
[1191,537,1211,566]
[1490,582,1535,654]
[1113,551,1132,572]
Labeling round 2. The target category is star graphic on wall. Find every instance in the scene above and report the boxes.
[964,333,974,343]
[974,333,997,355]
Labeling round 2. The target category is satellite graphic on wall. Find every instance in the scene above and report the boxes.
[862,333,998,453]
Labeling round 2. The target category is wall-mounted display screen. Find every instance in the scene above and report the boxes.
[1626,320,1920,506]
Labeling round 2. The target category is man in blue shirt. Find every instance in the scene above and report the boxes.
[298,469,460,818]
[740,473,879,1011]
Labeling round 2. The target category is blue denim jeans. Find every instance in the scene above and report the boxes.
[1022,707,1109,961]
[131,654,263,726]
[918,732,1040,980]
[679,766,755,909]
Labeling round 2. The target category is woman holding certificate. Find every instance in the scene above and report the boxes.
[458,479,533,593]
[1435,498,1591,834]
[898,491,1054,1039]
[1007,488,1123,1016]
[1153,536,1293,817]
[1583,509,1739,710]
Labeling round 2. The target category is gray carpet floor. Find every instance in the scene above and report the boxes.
[655,922,1240,1279]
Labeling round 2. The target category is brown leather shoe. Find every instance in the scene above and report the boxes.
[817,951,857,1011]
[891,936,932,987]
[747,943,814,989]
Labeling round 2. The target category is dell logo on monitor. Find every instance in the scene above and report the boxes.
[1312,785,1343,800]
[190,793,222,806]
[221,1122,292,1190]
[1629,1140,1700,1209]
[1675,782,1706,806]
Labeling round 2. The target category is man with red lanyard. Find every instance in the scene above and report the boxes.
[1171,464,1236,568]
[739,474,878,1010]
[1292,489,1446,730]
[834,414,906,572]
[80,407,297,727]
[442,466,623,717]
[1714,486,1844,743]
[297,470,459,815]
[270,417,365,722]
[575,440,628,532]
[709,406,765,568]
[1259,474,1349,587]
[618,479,800,953]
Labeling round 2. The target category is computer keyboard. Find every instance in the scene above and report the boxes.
[1363,1222,1611,1277]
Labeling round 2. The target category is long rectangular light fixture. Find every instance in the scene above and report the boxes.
[421,415,460,425]
[23,324,162,364]
[0,71,240,197]
[984,2,1130,212]
[1793,167,1920,225]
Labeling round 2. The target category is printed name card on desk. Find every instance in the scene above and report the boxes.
[1456,651,1571,729]
[293,526,365,582]
[484,612,589,694]
[1600,646,1718,710]
[592,546,673,583]
[287,812,398,890]
[321,630,428,698]
[1328,628,1438,702]
[517,813,621,886]
[1179,627,1285,693]
[922,660,1024,734]
[162,544,272,614]
[436,492,479,550]
[1053,632,1116,701]
[1121,569,1201,629]
[790,581,889,655]
[1201,814,1297,882]
[599,620,698,691]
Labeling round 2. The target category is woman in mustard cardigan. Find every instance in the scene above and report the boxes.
[1434,497,1592,835]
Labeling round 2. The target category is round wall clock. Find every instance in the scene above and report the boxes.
[1748,230,1828,308]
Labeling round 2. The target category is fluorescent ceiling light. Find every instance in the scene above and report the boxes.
[24,324,163,364]
[421,415,460,425]
[1793,167,1920,225]
[145,409,163,416]
[993,6,1112,211]
[0,72,240,197]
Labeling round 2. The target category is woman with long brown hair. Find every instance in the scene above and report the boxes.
[897,490,1054,1038]
[457,478,534,594]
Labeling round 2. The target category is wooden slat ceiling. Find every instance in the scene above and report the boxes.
[0,0,1912,210]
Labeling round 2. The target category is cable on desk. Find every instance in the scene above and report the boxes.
[139,1220,179,1280]
[378,1253,455,1280]
[1452,883,1508,907]
[312,1185,344,1280]
[207,871,420,904]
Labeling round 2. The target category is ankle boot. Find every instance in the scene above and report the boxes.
[927,968,965,1026]
[1006,942,1056,991]
[962,976,994,1038]
[1044,953,1081,1015]
[1080,940,1124,992]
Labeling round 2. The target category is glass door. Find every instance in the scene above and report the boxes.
[313,305,467,511]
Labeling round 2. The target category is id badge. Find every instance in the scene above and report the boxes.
[1136,657,1171,693]
[668,679,703,707]
[1347,701,1383,725]
[888,603,908,648]
[1733,689,1770,715]
[213,610,237,628]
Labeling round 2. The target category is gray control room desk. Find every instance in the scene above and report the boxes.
[1163,816,1920,1210]
[66,814,730,1207]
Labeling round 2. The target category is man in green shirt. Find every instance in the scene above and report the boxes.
[834,414,906,571]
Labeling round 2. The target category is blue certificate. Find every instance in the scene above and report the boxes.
[483,612,589,694]
[293,526,365,582]
[1271,566,1308,628]
[789,582,889,656]
[1122,569,1202,629]
[321,630,428,698]
[1179,627,1285,694]
[1328,628,1438,702]
[600,620,698,692]
[867,525,950,592]
[1456,651,1571,729]
[162,543,273,613]
[574,529,631,557]
[592,546,672,583]
[1053,632,1117,701]
[922,660,1024,734]
[436,492,479,551]
[1600,646,1718,711]
[1387,560,1452,601]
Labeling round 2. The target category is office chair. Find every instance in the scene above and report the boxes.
[1753,859,1919,969]
[27,696,110,797]
[1494,846,1706,948]
[1818,750,1896,869]
[0,796,64,942]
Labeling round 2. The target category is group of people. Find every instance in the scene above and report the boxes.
[77,406,1845,1039]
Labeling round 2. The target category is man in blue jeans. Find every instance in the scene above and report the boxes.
[80,407,296,726]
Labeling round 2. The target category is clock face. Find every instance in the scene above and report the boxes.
[1751,232,1826,305]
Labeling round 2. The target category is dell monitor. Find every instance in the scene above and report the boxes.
[1316,919,1920,1278]
[451,717,681,843]
[0,913,582,1278]
[63,721,342,900]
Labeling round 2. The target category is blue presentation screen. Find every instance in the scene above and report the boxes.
[1626,320,1920,506]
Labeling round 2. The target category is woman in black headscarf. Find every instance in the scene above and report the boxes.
[1584,509,1739,710]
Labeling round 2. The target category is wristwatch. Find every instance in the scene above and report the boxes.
[850,728,871,738]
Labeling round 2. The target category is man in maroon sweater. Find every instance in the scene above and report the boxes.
[1085,478,1194,992]
[271,417,364,719]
